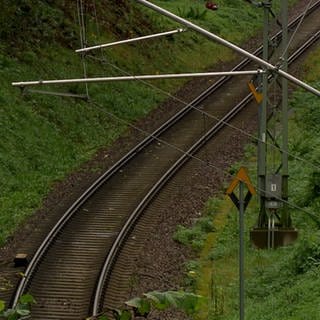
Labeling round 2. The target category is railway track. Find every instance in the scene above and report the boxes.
[9,2,320,319]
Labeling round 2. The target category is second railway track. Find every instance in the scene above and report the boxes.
[9,2,320,319]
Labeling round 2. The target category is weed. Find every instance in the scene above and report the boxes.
[177,6,208,20]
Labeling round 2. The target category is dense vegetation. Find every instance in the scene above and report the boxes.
[0,0,265,245]
[174,48,320,319]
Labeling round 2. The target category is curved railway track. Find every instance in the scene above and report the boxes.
[10,2,320,319]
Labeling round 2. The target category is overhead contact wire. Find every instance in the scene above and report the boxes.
[91,57,320,172]
[89,99,320,227]
[77,0,90,98]
[279,0,314,63]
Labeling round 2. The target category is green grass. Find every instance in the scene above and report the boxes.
[173,47,320,319]
[0,1,290,244]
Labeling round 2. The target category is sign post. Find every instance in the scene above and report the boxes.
[226,167,256,320]
[239,180,245,320]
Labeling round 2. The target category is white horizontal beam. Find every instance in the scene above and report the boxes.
[135,0,320,97]
[76,28,186,53]
[12,70,264,87]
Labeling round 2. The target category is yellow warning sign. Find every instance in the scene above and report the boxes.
[248,81,263,104]
[226,166,256,196]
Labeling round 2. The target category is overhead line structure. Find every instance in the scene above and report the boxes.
[135,0,320,97]
[9,0,319,251]
[252,0,297,248]
[9,5,320,317]
[12,70,264,87]
[92,33,320,315]
[76,0,89,98]
[135,0,318,248]
[11,2,320,96]
[75,28,187,53]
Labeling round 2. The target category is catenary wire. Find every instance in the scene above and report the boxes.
[77,0,89,97]
[86,54,320,172]
[4,1,319,221]
[83,0,320,170]
[7,6,319,203]
[8,0,320,175]
[90,99,320,226]
[279,0,314,62]
[12,0,320,173]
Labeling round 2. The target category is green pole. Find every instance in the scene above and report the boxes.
[257,1,270,228]
[239,181,245,320]
[280,0,291,228]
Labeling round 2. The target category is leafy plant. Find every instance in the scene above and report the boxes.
[86,290,203,320]
[0,294,36,319]
[127,290,202,316]
[174,214,216,250]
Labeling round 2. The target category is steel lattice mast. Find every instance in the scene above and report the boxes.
[132,0,303,248]
[251,0,297,249]
[10,2,317,248]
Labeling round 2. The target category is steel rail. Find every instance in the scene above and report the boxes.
[11,1,320,308]
[92,82,254,316]
[91,27,320,315]
[287,29,320,64]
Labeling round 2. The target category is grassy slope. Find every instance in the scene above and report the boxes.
[174,48,320,319]
[0,1,266,245]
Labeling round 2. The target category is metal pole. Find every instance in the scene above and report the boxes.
[77,0,89,98]
[12,70,264,87]
[239,181,245,320]
[257,1,270,228]
[281,0,290,228]
[76,28,186,53]
[135,0,320,97]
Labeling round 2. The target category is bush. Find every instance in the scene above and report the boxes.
[173,216,215,250]
[292,232,320,274]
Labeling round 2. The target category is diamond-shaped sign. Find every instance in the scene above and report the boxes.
[226,167,256,210]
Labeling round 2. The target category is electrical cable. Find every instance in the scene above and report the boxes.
[23,36,320,176]
[80,2,314,170]
[89,99,320,226]
[14,1,318,177]
[77,0,89,98]
[279,0,314,63]
[4,0,319,225]
[9,0,320,179]
[87,55,320,172]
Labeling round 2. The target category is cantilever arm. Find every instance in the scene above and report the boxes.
[135,0,320,97]
[75,28,186,53]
